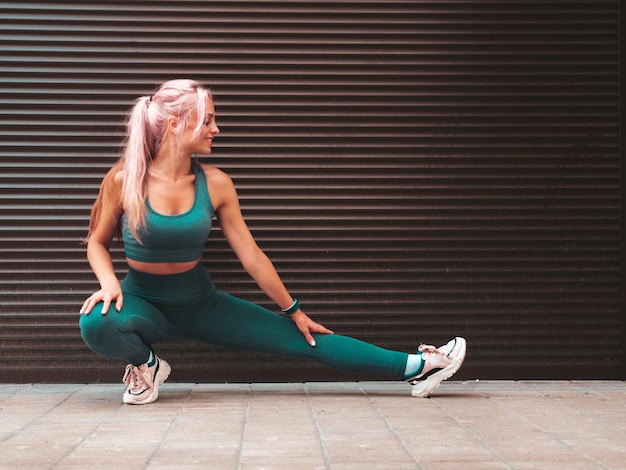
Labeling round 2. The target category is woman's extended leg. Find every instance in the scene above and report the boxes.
[171,290,410,379]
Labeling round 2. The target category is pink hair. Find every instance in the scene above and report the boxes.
[121,79,211,240]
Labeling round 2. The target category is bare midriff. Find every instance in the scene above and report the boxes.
[126,257,202,275]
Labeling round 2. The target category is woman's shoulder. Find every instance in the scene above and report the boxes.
[103,162,124,186]
[199,163,234,188]
[198,163,237,209]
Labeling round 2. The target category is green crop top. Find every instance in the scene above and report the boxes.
[122,162,214,263]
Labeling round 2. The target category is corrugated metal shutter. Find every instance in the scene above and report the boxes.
[0,1,621,382]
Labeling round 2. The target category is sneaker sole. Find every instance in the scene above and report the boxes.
[123,358,171,405]
[410,337,466,398]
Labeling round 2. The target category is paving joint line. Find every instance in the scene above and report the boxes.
[431,396,516,470]
[304,383,333,470]
[234,384,252,470]
[145,385,194,469]
[52,385,123,469]
[477,386,613,470]
[1,384,86,448]
[359,384,426,470]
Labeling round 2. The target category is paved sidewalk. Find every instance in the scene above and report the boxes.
[0,381,624,469]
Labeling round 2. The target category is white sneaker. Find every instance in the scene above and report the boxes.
[408,337,466,398]
[122,356,171,405]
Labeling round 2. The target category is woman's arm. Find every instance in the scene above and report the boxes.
[206,166,333,345]
[80,168,124,315]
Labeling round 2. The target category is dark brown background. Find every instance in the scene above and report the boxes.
[0,1,622,382]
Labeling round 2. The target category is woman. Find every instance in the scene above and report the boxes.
[79,79,466,405]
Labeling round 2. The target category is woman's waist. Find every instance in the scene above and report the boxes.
[126,257,202,275]
[121,260,215,298]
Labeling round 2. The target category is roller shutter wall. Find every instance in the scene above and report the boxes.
[0,1,622,382]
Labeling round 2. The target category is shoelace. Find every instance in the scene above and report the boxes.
[417,343,451,370]
[122,364,152,393]
[418,343,438,354]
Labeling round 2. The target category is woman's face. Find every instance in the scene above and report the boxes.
[183,97,220,155]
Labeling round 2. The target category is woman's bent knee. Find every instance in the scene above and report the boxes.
[78,304,120,351]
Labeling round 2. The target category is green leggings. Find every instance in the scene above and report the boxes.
[79,264,408,378]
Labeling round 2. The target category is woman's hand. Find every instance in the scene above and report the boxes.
[80,286,123,315]
[289,310,334,347]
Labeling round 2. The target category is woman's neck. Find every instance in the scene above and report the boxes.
[150,144,193,182]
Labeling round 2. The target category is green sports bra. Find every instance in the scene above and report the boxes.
[122,162,214,263]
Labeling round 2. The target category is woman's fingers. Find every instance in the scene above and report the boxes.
[79,290,123,315]
[291,311,334,347]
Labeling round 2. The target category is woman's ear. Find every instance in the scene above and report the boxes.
[166,116,180,133]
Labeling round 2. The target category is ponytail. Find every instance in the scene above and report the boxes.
[121,95,153,241]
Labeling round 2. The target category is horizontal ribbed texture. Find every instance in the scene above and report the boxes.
[0,1,621,382]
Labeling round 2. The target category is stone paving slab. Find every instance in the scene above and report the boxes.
[0,381,624,469]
